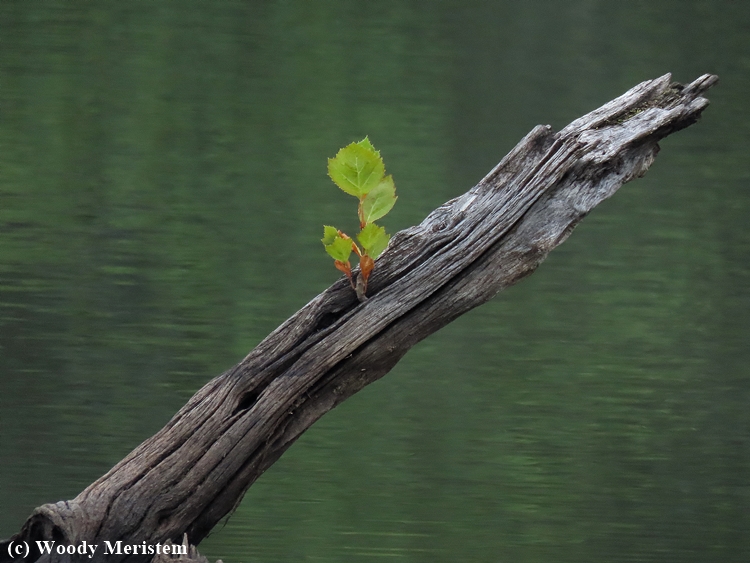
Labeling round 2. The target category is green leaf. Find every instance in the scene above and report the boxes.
[357,223,390,260]
[361,175,397,224]
[357,136,380,156]
[322,225,339,246]
[323,232,353,262]
[328,141,384,198]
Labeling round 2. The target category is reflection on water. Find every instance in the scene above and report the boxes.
[2,1,749,562]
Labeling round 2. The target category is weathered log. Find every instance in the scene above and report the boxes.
[1,73,717,563]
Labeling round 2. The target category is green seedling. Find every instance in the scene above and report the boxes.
[322,137,397,301]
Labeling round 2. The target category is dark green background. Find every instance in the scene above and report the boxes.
[1,1,749,562]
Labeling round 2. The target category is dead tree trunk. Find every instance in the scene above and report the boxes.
[2,73,717,563]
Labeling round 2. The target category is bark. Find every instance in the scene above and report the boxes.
[1,73,717,563]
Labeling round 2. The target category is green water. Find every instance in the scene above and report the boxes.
[2,1,749,562]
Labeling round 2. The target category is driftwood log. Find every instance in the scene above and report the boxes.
[2,73,717,563]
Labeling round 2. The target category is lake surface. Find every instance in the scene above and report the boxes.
[2,2,749,562]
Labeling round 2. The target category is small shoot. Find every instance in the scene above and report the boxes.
[322,137,397,301]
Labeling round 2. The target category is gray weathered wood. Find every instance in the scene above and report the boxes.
[1,73,717,563]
